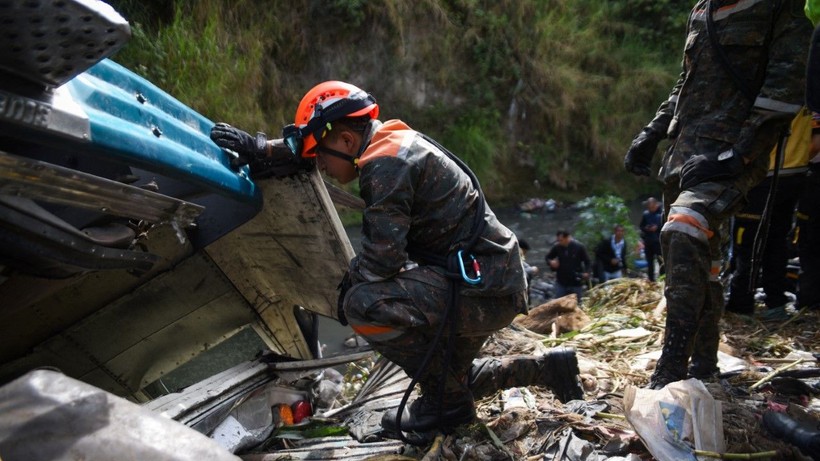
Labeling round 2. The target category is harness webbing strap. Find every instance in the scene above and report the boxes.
[393,132,487,442]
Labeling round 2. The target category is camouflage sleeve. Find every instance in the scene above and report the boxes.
[647,72,683,136]
[349,156,418,283]
[734,0,813,162]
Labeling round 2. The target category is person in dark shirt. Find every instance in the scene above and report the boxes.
[546,230,590,304]
[595,224,628,282]
[639,197,663,282]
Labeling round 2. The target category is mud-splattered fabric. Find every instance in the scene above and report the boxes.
[343,119,527,396]
[345,266,526,393]
[646,0,811,385]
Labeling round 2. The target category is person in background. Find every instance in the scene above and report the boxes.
[623,0,810,389]
[518,238,539,283]
[795,117,820,311]
[725,108,812,320]
[546,230,590,304]
[796,1,820,312]
[640,197,663,282]
[595,224,628,282]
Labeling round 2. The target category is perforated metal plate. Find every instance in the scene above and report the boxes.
[0,0,130,88]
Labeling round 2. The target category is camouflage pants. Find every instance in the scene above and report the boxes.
[344,265,526,395]
[661,180,745,373]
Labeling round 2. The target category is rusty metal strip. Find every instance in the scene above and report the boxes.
[0,150,203,226]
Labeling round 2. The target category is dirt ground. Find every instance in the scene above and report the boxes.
[363,278,820,460]
[252,278,819,460]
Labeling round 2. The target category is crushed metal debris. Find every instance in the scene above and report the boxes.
[247,278,820,460]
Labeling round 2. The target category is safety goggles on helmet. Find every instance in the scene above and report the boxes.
[283,122,360,167]
[282,123,304,157]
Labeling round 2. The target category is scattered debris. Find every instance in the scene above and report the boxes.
[518,198,558,213]
[9,279,816,460]
[325,279,817,460]
[514,295,591,337]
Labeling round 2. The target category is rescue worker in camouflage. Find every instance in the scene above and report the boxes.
[208,81,584,437]
[624,0,811,389]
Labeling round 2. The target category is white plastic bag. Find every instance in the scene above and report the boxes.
[623,378,724,461]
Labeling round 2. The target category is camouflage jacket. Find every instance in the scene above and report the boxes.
[348,119,526,297]
[647,0,812,186]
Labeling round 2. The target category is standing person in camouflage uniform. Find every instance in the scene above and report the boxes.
[624,0,811,389]
[211,81,583,438]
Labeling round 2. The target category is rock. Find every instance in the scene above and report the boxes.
[514,295,591,335]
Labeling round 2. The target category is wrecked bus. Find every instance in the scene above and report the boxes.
[0,1,364,457]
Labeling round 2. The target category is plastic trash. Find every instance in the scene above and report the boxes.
[624,378,724,461]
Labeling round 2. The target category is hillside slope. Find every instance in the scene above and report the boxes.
[110,0,686,203]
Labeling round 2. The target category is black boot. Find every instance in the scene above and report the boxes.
[762,411,820,459]
[537,346,584,402]
[466,347,584,403]
[381,390,476,433]
[648,326,694,390]
[688,307,721,382]
[724,294,754,315]
[687,361,720,381]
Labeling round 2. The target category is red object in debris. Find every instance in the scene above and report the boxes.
[291,400,312,423]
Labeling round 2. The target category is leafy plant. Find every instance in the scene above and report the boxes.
[574,195,642,268]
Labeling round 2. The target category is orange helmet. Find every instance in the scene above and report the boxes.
[282,81,379,158]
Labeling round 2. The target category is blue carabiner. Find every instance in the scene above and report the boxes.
[457,250,482,285]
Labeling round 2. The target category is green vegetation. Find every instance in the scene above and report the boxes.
[109,0,686,204]
[574,195,641,268]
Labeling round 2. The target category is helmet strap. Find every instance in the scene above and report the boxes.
[317,146,358,167]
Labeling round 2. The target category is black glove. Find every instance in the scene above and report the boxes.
[248,138,314,179]
[210,123,267,168]
[624,128,664,176]
[336,272,353,326]
[679,149,744,190]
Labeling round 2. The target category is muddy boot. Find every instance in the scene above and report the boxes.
[467,347,583,403]
[687,360,720,382]
[648,326,695,390]
[688,294,721,382]
[537,347,584,402]
[381,390,476,433]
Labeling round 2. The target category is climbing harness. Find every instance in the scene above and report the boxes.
[392,133,487,443]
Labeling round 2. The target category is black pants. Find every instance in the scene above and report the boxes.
[797,165,820,308]
[644,239,662,282]
[727,174,805,312]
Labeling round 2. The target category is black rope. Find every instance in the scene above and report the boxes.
[393,133,486,443]
[748,128,789,293]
